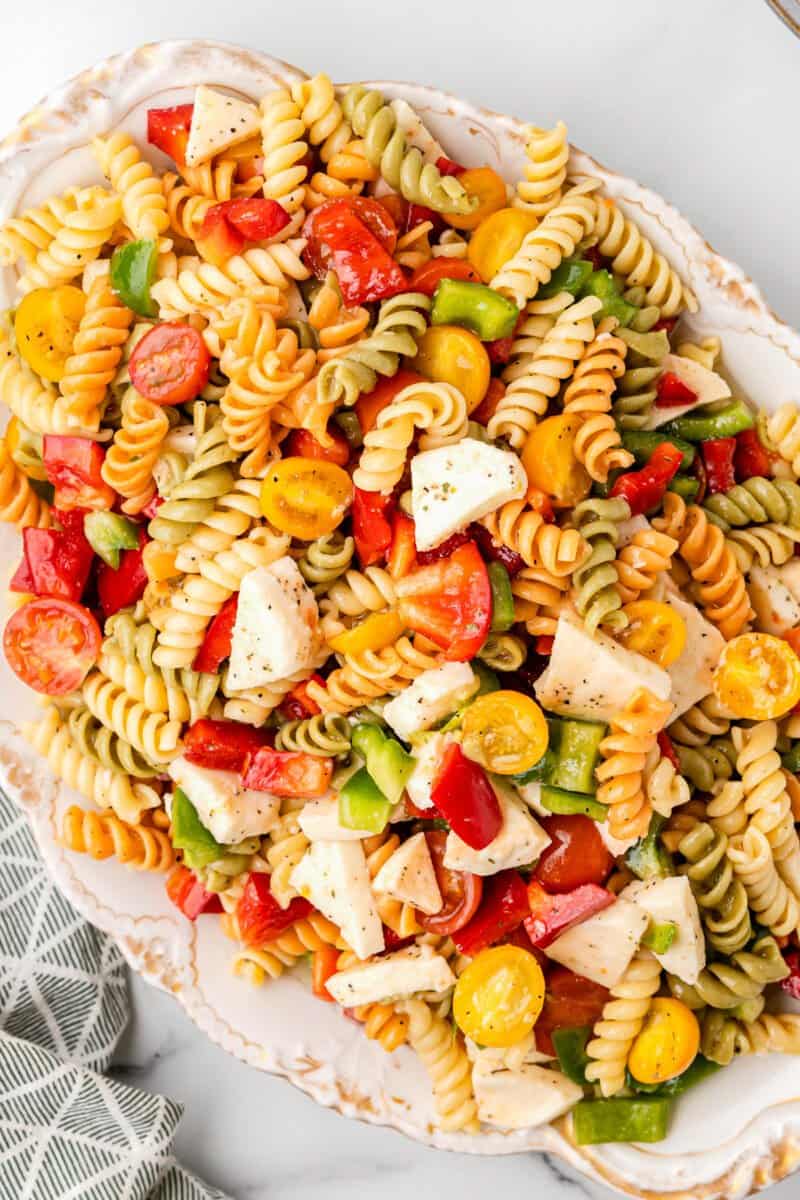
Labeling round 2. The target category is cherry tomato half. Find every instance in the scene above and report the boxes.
[3,598,101,695]
[129,322,211,405]
[453,944,545,1047]
[417,829,483,935]
[461,689,549,775]
[713,631,800,720]
[628,998,700,1086]
[619,600,687,668]
[14,286,86,381]
[260,456,353,540]
[533,815,614,894]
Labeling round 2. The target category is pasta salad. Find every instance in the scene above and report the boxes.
[2,71,800,1146]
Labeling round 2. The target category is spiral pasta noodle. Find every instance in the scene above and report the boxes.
[511,564,569,636]
[570,497,629,635]
[231,912,344,985]
[18,186,122,293]
[562,321,633,482]
[258,87,310,215]
[101,388,170,513]
[585,952,661,1098]
[477,633,528,673]
[616,525,678,604]
[668,934,788,1012]
[612,326,670,431]
[173,478,263,574]
[675,737,738,794]
[62,804,174,871]
[297,531,355,592]
[644,745,690,819]
[274,713,352,757]
[324,565,397,619]
[59,268,135,431]
[353,379,469,493]
[0,437,51,528]
[81,670,184,763]
[593,196,696,317]
[480,500,590,578]
[222,657,325,725]
[669,694,732,748]
[726,523,800,572]
[351,1003,408,1052]
[703,477,800,531]
[702,1010,800,1066]
[0,321,85,436]
[66,705,159,779]
[91,132,170,242]
[364,831,421,937]
[727,825,800,938]
[733,722,800,898]
[501,293,573,386]
[147,417,239,547]
[265,797,310,909]
[764,403,800,476]
[150,256,286,323]
[402,999,479,1132]
[0,188,79,267]
[596,688,673,841]
[513,122,569,217]
[678,822,753,955]
[307,635,440,714]
[307,274,370,360]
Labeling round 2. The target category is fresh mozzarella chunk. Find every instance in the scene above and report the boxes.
[169,757,279,844]
[545,897,649,988]
[472,1064,583,1130]
[290,840,384,960]
[515,780,550,820]
[326,944,455,1006]
[535,608,672,724]
[466,1037,553,1069]
[775,560,800,606]
[297,795,375,841]
[383,663,477,741]
[617,514,650,547]
[405,732,452,811]
[747,564,800,636]
[597,820,639,858]
[227,557,320,690]
[389,98,448,162]
[622,876,705,985]
[643,353,731,429]
[662,586,725,718]
[184,86,260,166]
[372,832,442,915]
[411,439,527,551]
[444,783,551,875]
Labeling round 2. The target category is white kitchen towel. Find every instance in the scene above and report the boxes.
[0,786,229,1199]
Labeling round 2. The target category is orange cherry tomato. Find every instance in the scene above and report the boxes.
[461,690,549,775]
[619,600,687,668]
[14,286,86,381]
[445,167,508,232]
[713,632,800,720]
[327,610,405,656]
[414,325,490,414]
[628,998,700,1085]
[3,598,101,695]
[260,457,352,540]
[468,207,540,282]
[521,414,592,507]
[453,945,546,1047]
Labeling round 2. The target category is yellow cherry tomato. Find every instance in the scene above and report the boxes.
[260,457,352,540]
[461,689,548,775]
[627,998,700,1086]
[4,416,47,481]
[14,285,85,381]
[454,945,546,1047]
[446,167,508,232]
[619,600,687,668]
[414,324,490,414]
[713,631,800,720]
[521,413,591,507]
[468,207,539,283]
[328,610,405,656]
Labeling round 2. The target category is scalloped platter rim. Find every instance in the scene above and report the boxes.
[2,38,800,1200]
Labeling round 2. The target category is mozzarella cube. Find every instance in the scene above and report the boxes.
[297,795,375,841]
[622,876,705,985]
[326,944,455,1007]
[466,1037,553,1069]
[227,557,320,690]
[184,86,260,166]
[535,608,672,724]
[411,439,527,551]
[168,756,279,844]
[383,663,478,741]
[643,353,731,429]
[515,779,549,820]
[405,732,452,811]
[372,832,442,915]
[444,783,551,875]
[472,1064,583,1130]
[290,840,384,960]
[663,586,725,718]
[545,897,648,988]
[748,564,800,636]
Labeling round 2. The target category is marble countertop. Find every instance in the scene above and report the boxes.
[2,1,799,1195]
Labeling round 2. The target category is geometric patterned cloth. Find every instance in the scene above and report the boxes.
[0,786,230,1199]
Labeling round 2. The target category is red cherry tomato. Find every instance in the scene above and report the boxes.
[303,197,404,305]
[43,436,116,511]
[129,322,211,405]
[286,426,350,467]
[535,967,610,1057]
[533,815,614,894]
[3,598,101,695]
[417,830,483,935]
[409,258,482,297]
[346,196,399,253]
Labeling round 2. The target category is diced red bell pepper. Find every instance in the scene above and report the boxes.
[286,426,350,467]
[524,881,615,949]
[692,453,708,505]
[278,675,324,720]
[734,428,772,481]
[396,541,492,660]
[657,730,681,771]
[236,872,312,946]
[701,436,737,495]
[242,747,334,798]
[430,742,502,850]
[652,316,678,335]
[655,371,698,408]
[380,927,416,954]
[218,197,291,241]
[388,512,418,580]
[312,943,340,1002]
[96,527,148,619]
[193,594,238,673]
[436,155,466,176]
[535,635,555,656]
[195,204,246,266]
[407,202,441,233]
[14,519,95,602]
[408,258,481,297]
[352,487,394,567]
[451,870,530,956]
[166,865,224,919]
[470,518,525,576]
[9,552,34,594]
[43,436,116,511]
[415,530,471,566]
[303,198,406,305]
[610,442,683,516]
[142,493,163,520]
[780,949,800,1001]
[147,103,194,166]
[470,376,506,428]
[183,718,271,773]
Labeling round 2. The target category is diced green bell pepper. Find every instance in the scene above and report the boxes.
[171,788,223,869]
[552,1026,592,1087]
[628,1054,720,1097]
[580,269,637,327]
[642,920,677,954]
[781,744,800,774]
[488,562,515,633]
[573,1097,673,1145]
[83,511,140,569]
[338,767,392,833]
[550,718,606,795]
[430,278,519,340]
[659,398,755,442]
[351,723,415,806]
[110,238,158,317]
[621,431,696,472]
[537,257,593,300]
[514,717,561,784]
[540,785,607,821]
[625,815,674,880]
[668,475,700,500]
[333,409,363,449]
[616,327,670,363]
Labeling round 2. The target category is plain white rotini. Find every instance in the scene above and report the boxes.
[513,121,569,217]
[733,721,800,899]
[585,951,661,1097]
[353,380,469,493]
[727,825,800,938]
[593,196,697,317]
[402,999,479,1132]
[0,188,79,266]
[91,131,170,242]
[259,88,309,214]
[18,186,121,293]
